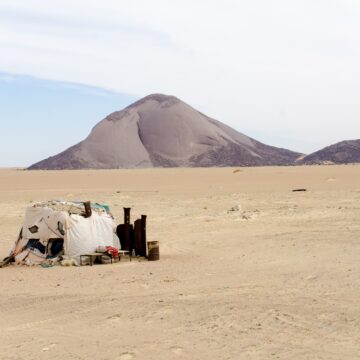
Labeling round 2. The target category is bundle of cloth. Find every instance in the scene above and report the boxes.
[96,246,119,258]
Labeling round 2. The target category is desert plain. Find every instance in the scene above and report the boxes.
[0,165,360,360]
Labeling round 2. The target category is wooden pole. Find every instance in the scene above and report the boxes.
[84,201,92,218]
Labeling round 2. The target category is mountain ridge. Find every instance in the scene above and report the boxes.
[300,139,360,165]
[29,93,303,169]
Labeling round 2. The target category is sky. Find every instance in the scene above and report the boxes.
[0,0,360,166]
[0,73,135,166]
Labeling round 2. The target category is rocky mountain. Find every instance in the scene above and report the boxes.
[300,140,360,165]
[29,94,302,169]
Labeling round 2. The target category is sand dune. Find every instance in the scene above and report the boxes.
[1,166,360,359]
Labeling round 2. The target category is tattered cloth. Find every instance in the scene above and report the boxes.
[2,200,120,267]
[105,246,119,258]
[33,200,111,216]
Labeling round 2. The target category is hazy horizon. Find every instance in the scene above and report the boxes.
[1,1,360,166]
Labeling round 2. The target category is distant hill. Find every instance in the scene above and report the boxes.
[300,140,360,165]
[29,94,302,169]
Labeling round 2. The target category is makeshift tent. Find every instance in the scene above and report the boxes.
[2,201,120,266]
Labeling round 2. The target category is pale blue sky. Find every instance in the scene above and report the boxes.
[0,73,135,166]
[1,0,360,166]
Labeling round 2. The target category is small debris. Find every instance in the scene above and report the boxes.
[227,205,242,213]
[42,344,57,352]
[61,259,77,267]
[292,189,307,192]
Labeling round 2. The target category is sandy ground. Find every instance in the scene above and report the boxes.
[0,166,360,360]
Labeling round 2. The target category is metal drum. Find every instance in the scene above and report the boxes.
[147,241,160,261]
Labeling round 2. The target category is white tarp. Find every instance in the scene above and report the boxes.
[65,212,119,260]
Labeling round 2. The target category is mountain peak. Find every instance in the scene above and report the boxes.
[143,93,178,102]
[124,93,180,111]
[28,94,301,170]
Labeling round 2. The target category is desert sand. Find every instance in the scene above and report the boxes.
[0,166,360,359]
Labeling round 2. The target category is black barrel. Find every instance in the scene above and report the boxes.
[147,241,160,261]
[134,219,142,256]
[134,215,147,257]
[117,208,133,252]
[141,215,147,257]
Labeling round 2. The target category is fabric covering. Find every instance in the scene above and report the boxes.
[7,201,120,266]
[65,213,119,260]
